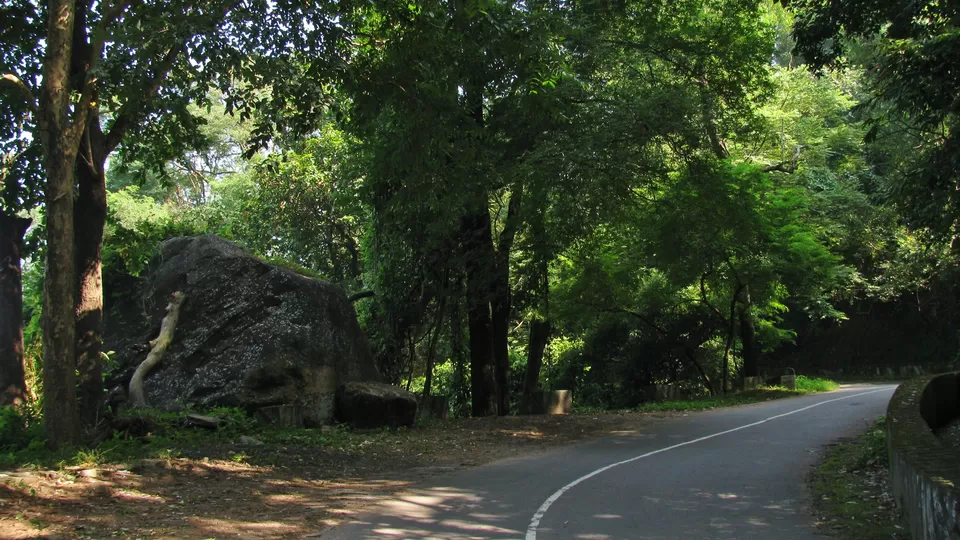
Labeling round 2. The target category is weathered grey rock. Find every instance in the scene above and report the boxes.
[336,382,417,428]
[103,235,380,426]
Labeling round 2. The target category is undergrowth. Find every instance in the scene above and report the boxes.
[633,377,839,413]
[0,406,395,470]
[810,416,903,539]
[796,375,840,393]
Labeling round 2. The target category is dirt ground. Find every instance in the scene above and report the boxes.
[0,411,674,539]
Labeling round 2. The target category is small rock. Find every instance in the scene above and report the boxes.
[335,381,418,428]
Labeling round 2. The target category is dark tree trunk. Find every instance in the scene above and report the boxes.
[0,211,31,406]
[458,66,499,416]
[721,286,741,395]
[520,317,551,414]
[684,346,715,395]
[44,152,81,447]
[450,289,469,417]
[491,185,523,415]
[739,287,759,378]
[422,293,447,398]
[74,120,108,428]
[462,210,498,416]
[491,278,510,414]
[39,0,83,449]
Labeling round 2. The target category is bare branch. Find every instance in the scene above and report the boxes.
[761,145,803,174]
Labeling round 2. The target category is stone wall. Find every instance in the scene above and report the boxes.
[886,373,960,539]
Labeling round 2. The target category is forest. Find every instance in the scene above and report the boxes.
[1,0,959,450]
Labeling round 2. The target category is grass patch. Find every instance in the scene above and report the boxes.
[634,387,804,412]
[633,378,839,413]
[810,417,905,540]
[796,375,840,393]
[0,407,402,470]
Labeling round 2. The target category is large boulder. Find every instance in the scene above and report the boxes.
[104,235,380,426]
[336,382,418,428]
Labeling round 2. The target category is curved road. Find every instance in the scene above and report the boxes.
[322,384,897,539]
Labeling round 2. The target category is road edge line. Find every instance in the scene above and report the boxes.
[524,387,890,539]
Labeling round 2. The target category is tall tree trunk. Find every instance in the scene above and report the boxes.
[0,211,31,406]
[462,210,498,416]
[422,293,447,398]
[721,286,741,395]
[459,63,498,416]
[738,286,759,378]
[491,184,523,415]
[520,317,551,414]
[490,279,510,414]
[43,156,81,447]
[74,119,107,427]
[39,0,84,448]
[450,288,469,417]
[684,346,715,395]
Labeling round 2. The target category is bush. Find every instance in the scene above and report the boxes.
[0,406,42,451]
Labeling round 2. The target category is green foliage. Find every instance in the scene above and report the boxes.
[794,375,840,392]
[794,0,960,239]
[102,187,208,279]
[7,0,952,427]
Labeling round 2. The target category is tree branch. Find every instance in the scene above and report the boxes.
[66,0,137,146]
[348,290,375,302]
[105,44,182,152]
[1,74,38,113]
[761,145,803,173]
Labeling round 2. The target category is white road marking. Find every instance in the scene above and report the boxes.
[525,388,891,539]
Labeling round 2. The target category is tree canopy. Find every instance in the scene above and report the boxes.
[1,0,958,446]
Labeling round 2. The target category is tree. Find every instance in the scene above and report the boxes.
[0,0,44,407]
[793,0,960,237]
[5,0,352,442]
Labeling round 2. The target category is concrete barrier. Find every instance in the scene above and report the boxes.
[417,395,450,421]
[523,390,573,415]
[886,373,960,539]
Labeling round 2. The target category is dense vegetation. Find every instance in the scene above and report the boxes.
[1,0,958,447]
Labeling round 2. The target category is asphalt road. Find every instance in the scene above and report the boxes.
[322,384,897,540]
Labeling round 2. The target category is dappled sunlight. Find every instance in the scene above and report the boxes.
[0,409,687,538]
[187,516,302,533]
[545,487,809,540]
[0,459,427,538]
[437,518,520,534]
[333,484,523,539]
